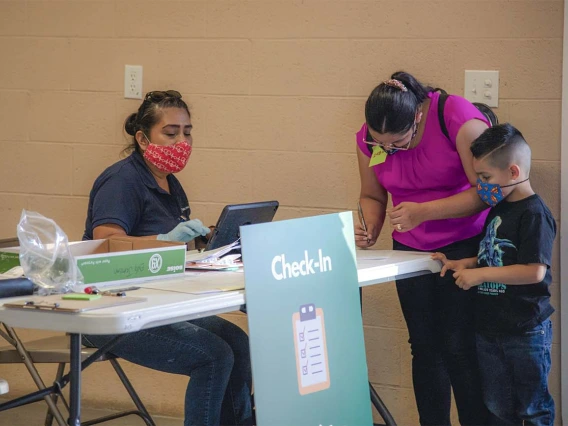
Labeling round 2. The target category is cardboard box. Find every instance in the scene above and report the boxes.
[70,239,186,286]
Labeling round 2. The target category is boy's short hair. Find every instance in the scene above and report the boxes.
[470,123,532,173]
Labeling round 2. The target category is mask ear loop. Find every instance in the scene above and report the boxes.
[138,132,152,155]
[501,177,530,188]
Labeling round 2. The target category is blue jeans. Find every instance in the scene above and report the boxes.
[476,319,554,426]
[83,316,253,426]
[394,237,488,426]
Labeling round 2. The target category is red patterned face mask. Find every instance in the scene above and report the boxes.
[143,140,192,174]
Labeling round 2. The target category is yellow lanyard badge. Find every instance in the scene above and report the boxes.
[369,145,387,167]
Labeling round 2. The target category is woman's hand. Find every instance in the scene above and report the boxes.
[355,222,378,248]
[157,219,210,242]
[387,202,427,233]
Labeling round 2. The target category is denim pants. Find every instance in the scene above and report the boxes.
[83,316,253,426]
[394,237,488,426]
[476,319,554,426]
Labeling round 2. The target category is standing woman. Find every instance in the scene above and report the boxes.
[82,91,253,426]
[355,71,489,425]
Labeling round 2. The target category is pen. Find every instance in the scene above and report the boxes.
[84,286,140,296]
[357,200,371,244]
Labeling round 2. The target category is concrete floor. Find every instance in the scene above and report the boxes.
[0,398,183,425]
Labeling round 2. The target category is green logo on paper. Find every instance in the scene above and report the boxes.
[149,254,163,274]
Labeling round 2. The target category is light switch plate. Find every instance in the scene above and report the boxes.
[464,70,499,107]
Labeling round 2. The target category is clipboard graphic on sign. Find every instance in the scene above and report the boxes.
[292,303,330,395]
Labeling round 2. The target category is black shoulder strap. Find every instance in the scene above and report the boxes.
[434,88,451,141]
[472,102,499,127]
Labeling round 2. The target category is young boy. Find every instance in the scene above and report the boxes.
[432,123,556,425]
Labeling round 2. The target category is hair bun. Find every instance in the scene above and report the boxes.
[124,113,138,136]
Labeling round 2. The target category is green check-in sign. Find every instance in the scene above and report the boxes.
[241,212,372,426]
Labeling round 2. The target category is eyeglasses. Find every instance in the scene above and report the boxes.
[144,90,182,102]
[363,123,417,151]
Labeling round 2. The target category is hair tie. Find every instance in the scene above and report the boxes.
[383,79,408,92]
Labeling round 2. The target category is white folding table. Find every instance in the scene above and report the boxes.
[0,250,440,425]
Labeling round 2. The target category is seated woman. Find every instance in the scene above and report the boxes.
[82,90,253,426]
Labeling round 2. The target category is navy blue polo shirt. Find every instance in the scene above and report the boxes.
[83,151,191,240]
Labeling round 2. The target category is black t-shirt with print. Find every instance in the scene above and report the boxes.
[475,194,556,334]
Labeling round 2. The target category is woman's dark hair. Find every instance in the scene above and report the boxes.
[123,91,191,155]
[365,71,433,135]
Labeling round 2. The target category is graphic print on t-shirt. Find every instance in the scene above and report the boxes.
[477,216,516,296]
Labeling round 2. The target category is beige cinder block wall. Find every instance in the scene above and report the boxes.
[0,1,562,424]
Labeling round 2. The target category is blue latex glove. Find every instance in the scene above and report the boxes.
[157,219,210,243]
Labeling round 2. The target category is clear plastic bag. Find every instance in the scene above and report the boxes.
[17,210,83,293]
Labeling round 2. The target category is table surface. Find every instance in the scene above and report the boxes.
[0,250,440,335]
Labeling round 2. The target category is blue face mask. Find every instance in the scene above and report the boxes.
[476,177,529,207]
[383,146,403,155]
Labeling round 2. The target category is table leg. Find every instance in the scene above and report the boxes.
[68,333,82,426]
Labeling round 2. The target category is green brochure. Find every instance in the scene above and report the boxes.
[241,212,372,426]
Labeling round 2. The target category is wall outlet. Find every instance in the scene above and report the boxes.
[124,65,143,99]
[464,70,499,107]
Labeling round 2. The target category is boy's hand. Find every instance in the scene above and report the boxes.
[431,252,462,277]
[453,269,484,290]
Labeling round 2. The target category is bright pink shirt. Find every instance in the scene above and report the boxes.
[356,91,489,251]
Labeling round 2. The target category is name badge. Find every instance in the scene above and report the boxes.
[369,145,387,167]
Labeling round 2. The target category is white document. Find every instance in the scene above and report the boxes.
[185,240,240,264]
